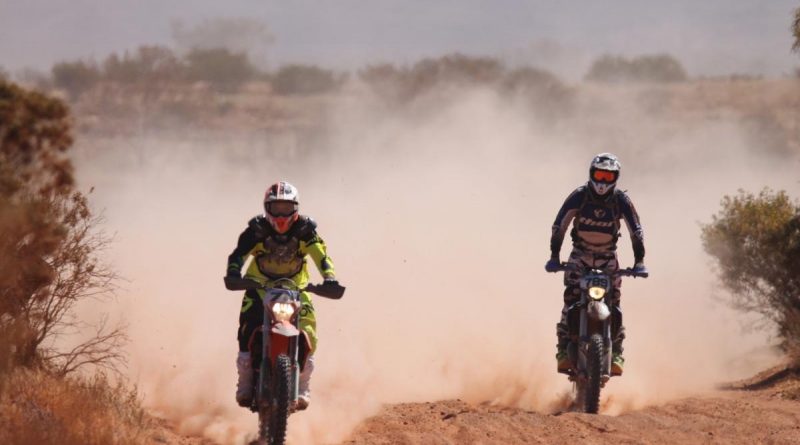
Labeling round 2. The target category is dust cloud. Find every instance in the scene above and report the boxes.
[73,82,798,443]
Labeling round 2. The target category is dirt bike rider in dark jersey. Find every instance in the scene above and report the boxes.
[225,181,339,410]
[545,153,648,376]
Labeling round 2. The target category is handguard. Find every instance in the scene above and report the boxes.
[224,276,262,291]
[306,282,346,300]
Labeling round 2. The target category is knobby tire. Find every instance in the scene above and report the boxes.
[584,334,604,414]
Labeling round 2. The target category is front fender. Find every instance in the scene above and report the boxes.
[587,301,611,321]
[271,321,300,337]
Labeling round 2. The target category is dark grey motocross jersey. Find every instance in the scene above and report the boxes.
[550,185,645,262]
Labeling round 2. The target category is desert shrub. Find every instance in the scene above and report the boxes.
[52,60,101,99]
[701,189,800,359]
[0,368,150,445]
[271,64,344,95]
[103,45,183,84]
[585,54,688,83]
[0,79,123,376]
[184,47,256,92]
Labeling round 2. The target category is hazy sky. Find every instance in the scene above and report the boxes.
[1,0,798,79]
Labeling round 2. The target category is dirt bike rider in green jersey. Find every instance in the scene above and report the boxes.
[545,153,648,376]
[226,181,338,410]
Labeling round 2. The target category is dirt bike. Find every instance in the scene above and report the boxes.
[548,263,647,414]
[224,276,345,445]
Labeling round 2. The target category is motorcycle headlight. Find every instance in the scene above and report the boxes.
[588,286,606,301]
[271,302,295,322]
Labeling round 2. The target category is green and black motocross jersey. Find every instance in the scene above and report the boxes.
[227,215,336,287]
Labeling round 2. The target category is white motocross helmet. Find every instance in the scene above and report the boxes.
[588,153,621,196]
[264,181,299,234]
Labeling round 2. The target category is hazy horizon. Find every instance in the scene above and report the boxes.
[1,0,798,80]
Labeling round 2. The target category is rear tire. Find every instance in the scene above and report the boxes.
[268,354,291,445]
[584,334,604,414]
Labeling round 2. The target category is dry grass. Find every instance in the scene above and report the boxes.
[0,368,153,445]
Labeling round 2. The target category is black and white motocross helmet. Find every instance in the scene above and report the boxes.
[588,153,621,196]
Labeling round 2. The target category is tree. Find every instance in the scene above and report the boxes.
[184,48,256,93]
[585,54,688,83]
[103,45,183,84]
[272,65,343,95]
[0,79,123,376]
[51,60,100,100]
[701,189,800,358]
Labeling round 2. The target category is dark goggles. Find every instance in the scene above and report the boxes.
[592,169,617,183]
[266,201,297,217]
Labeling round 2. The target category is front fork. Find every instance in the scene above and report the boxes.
[257,316,301,410]
[575,296,612,382]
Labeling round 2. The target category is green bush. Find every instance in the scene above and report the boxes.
[702,189,800,358]
[52,60,101,99]
[585,54,688,83]
[271,64,343,95]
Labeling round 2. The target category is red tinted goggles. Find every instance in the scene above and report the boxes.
[592,170,617,183]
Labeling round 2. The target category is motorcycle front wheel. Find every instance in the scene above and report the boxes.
[584,334,604,414]
[260,354,291,445]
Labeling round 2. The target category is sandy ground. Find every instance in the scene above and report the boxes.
[339,366,800,445]
[151,418,218,445]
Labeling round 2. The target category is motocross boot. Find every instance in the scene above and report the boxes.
[556,337,571,373]
[611,353,624,376]
[556,319,572,373]
[610,300,625,376]
[296,355,314,410]
[556,348,571,373]
[236,351,254,407]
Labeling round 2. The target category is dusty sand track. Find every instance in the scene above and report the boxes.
[340,367,800,445]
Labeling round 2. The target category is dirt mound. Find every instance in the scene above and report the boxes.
[340,371,800,445]
[720,363,800,391]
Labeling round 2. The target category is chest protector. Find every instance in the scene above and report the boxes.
[248,216,316,280]
[570,189,622,251]
[254,236,304,279]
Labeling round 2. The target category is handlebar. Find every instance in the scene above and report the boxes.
[615,267,649,279]
[223,276,346,299]
[547,263,649,279]
[547,263,575,273]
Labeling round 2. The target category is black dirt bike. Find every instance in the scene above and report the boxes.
[548,263,647,414]
[224,276,345,445]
